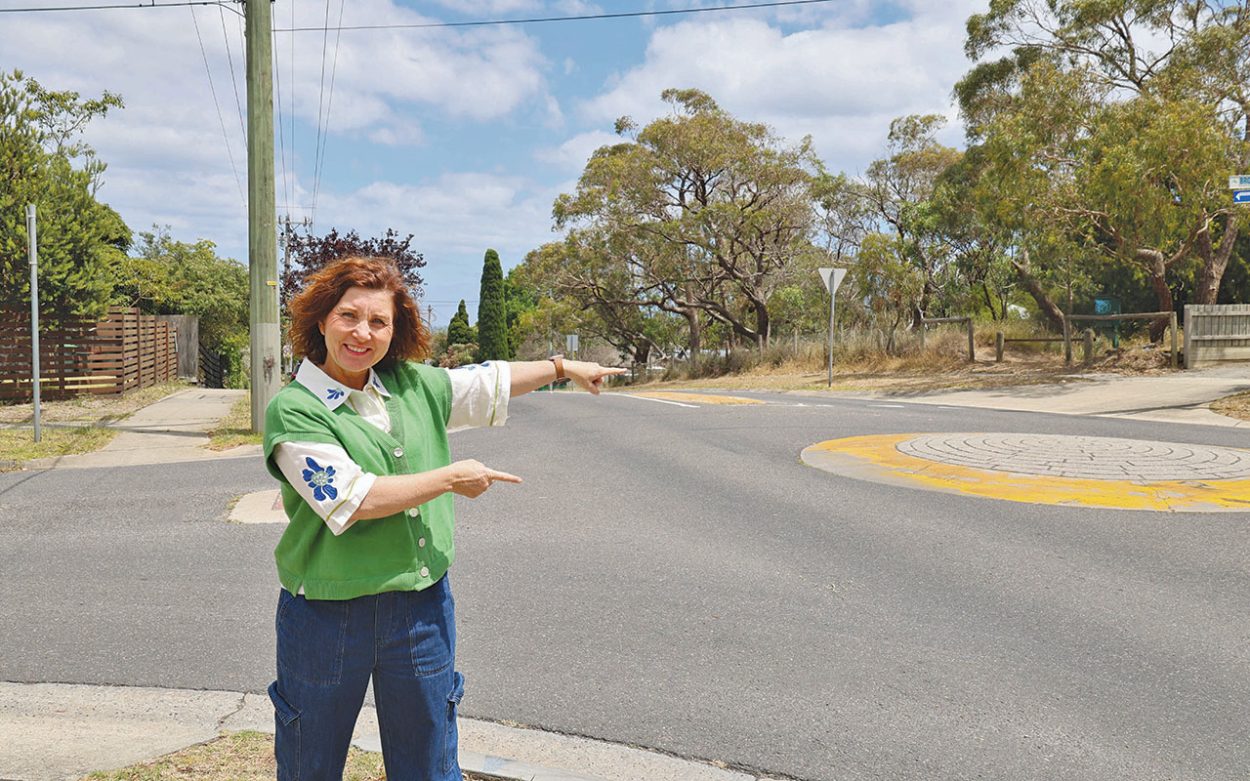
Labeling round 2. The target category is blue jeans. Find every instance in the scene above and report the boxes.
[268,576,463,781]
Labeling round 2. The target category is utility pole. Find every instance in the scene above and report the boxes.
[246,0,280,431]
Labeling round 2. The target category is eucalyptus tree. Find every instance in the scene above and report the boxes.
[961,0,1250,317]
[554,88,822,349]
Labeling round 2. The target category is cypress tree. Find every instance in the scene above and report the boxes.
[447,299,473,346]
[475,249,508,361]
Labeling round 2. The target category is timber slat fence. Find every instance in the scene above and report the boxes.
[0,307,177,401]
[1185,304,1250,368]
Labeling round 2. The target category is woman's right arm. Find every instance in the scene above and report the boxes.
[275,442,521,531]
[350,460,521,521]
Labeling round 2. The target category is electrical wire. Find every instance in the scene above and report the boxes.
[272,20,291,216]
[189,4,246,209]
[218,2,246,145]
[2,0,242,15]
[273,0,836,32]
[311,0,345,219]
[310,0,332,223]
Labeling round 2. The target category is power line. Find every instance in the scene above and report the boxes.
[189,4,246,209]
[2,0,242,15]
[272,22,291,216]
[312,0,345,218]
[272,0,836,33]
[310,0,332,222]
[218,2,246,146]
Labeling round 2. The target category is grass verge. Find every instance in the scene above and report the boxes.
[82,730,494,781]
[0,380,191,468]
[0,426,117,470]
[0,380,190,425]
[1210,391,1250,422]
[206,393,263,451]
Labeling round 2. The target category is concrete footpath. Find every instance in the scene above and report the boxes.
[838,363,1250,428]
[27,388,261,470]
[0,682,755,781]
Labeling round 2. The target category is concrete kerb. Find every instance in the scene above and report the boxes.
[0,681,756,781]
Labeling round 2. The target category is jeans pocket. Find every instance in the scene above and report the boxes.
[405,584,454,677]
[277,591,349,686]
[443,671,465,775]
[268,682,301,781]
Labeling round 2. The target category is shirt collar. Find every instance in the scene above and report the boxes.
[295,358,390,410]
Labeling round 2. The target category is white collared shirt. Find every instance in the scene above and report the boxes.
[273,358,511,536]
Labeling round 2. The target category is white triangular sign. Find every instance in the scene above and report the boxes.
[818,267,847,294]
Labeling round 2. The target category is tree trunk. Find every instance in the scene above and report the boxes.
[1143,250,1173,342]
[1010,250,1065,331]
[1193,213,1240,305]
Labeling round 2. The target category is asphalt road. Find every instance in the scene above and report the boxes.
[2,392,1248,781]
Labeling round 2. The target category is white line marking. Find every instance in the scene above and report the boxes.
[614,394,700,409]
[870,404,906,408]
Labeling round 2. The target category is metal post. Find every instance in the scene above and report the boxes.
[246,0,280,431]
[826,284,835,388]
[27,204,41,443]
[1170,311,1179,370]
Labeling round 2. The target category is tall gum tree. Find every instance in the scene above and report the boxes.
[961,0,1250,316]
[554,88,822,349]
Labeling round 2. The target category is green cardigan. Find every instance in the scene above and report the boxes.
[263,361,455,600]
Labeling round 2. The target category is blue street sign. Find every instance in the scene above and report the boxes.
[1236,190,1250,204]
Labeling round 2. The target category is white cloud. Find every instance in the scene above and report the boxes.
[533,129,621,172]
[579,7,981,173]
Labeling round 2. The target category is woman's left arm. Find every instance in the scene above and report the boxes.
[510,359,626,397]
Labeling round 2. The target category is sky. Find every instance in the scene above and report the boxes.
[2,0,987,329]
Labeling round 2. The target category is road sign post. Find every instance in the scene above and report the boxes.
[27,204,40,443]
[818,268,847,388]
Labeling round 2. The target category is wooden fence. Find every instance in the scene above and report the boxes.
[0,307,177,401]
[1184,304,1250,369]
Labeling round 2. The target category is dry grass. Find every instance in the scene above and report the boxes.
[0,425,116,469]
[81,731,497,781]
[206,393,263,450]
[626,331,1177,396]
[0,380,190,468]
[1211,391,1250,422]
[0,380,190,425]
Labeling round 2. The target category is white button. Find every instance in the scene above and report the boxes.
[392,447,404,458]
[419,566,430,578]
[407,508,419,517]
[418,537,426,547]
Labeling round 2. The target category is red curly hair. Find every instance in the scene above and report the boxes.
[288,256,430,368]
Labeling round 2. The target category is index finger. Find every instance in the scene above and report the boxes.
[486,469,523,484]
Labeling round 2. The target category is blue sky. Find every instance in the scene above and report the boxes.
[3,0,982,328]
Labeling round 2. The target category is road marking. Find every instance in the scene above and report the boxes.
[627,391,765,406]
[612,393,700,408]
[802,433,1250,512]
[870,404,906,408]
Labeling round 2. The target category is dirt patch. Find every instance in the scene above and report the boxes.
[1211,391,1250,422]
[81,730,496,781]
[0,381,190,425]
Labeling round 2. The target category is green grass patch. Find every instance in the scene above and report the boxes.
[206,393,263,451]
[0,425,116,469]
[82,730,493,781]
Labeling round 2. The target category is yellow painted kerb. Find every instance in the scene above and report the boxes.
[803,434,1250,512]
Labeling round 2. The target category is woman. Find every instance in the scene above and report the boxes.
[263,256,623,781]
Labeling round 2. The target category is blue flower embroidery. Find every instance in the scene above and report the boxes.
[301,457,338,501]
[326,388,345,401]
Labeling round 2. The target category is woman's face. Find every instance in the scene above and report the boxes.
[318,286,395,388]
